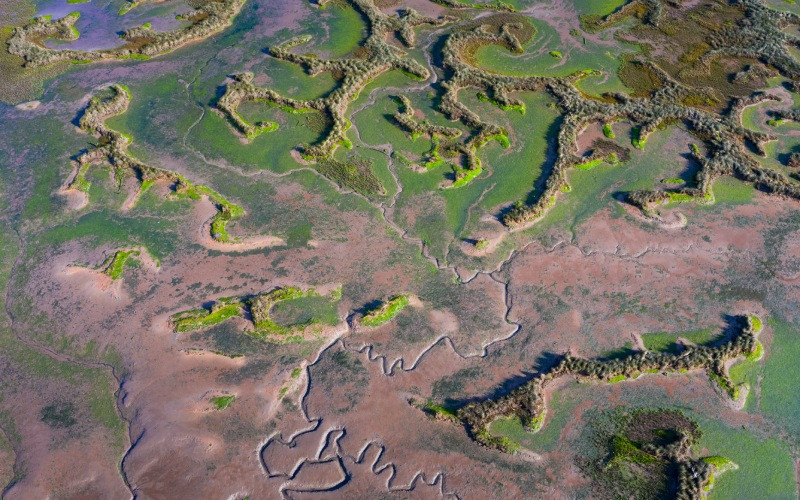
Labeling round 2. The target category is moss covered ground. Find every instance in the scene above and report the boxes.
[361,294,411,327]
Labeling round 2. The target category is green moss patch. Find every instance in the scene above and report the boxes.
[172,298,244,333]
[361,294,411,327]
[97,248,151,280]
[210,395,235,410]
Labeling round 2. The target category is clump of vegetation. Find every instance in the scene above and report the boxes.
[96,247,156,279]
[392,94,486,178]
[573,139,629,170]
[773,107,800,126]
[172,183,245,242]
[172,286,342,340]
[527,412,545,432]
[606,434,658,465]
[602,123,615,139]
[100,249,139,280]
[701,455,737,473]
[8,0,246,67]
[449,165,483,188]
[412,398,459,423]
[248,287,313,335]
[631,126,647,149]
[210,395,235,410]
[748,314,763,333]
[746,340,764,361]
[574,157,604,170]
[786,152,800,169]
[360,294,411,327]
[431,0,516,11]
[315,156,385,196]
[172,297,244,333]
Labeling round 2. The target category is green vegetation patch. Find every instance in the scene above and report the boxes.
[172,286,342,340]
[103,250,135,280]
[417,399,459,422]
[172,297,244,333]
[631,126,647,149]
[315,156,384,196]
[249,287,313,335]
[210,395,235,410]
[641,327,719,353]
[608,373,629,383]
[448,166,483,188]
[97,248,152,280]
[746,341,764,362]
[701,455,737,473]
[574,157,604,170]
[361,294,411,327]
[270,294,340,330]
[574,151,620,171]
[606,435,658,466]
[748,314,763,333]
[120,54,150,61]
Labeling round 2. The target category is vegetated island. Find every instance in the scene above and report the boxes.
[7,0,246,67]
[416,314,763,464]
[171,285,342,341]
[96,246,158,280]
[359,294,413,327]
[209,394,235,410]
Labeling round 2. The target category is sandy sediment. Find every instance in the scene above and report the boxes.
[60,265,124,299]
[58,186,89,211]
[15,100,40,110]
